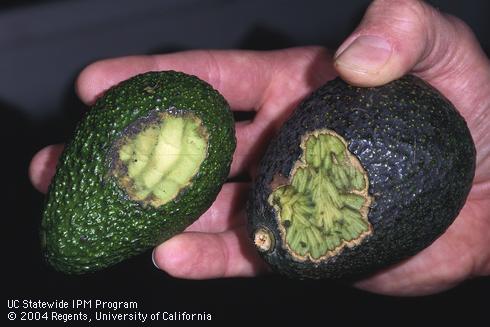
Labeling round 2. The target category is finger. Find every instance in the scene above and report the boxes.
[231,47,335,177]
[29,144,64,193]
[333,0,428,86]
[232,120,290,179]
[76,49,275,110]
[77,47,334,178]
[153,226,270,279]
[229,121,252,177]
[35,48,334,188]
[185,183,249,233]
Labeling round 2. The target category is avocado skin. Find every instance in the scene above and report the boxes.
[248,75,475,279]
[42,71,235,274]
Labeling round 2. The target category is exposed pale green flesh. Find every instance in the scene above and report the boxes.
[114,112,208,207]
[268,130,372,261]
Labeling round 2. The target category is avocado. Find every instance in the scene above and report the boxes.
[42,71,236,274]
[248,75,475,279]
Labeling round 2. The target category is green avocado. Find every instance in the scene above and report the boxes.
[42,71,236,274]
[247,75,475,279]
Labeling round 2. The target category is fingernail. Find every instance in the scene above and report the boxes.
[335,35,392,73]
[151,248,160,269]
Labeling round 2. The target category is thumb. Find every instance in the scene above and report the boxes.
[333,0,487,88]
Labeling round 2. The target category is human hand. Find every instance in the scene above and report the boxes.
[29,0,489,296]
[332,0,490,295]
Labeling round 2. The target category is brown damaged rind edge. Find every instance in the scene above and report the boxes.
[247,75,476,280]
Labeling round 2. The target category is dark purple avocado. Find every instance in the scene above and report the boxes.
[247,75,475,280]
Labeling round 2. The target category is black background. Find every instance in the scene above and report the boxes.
[2,0,488,325]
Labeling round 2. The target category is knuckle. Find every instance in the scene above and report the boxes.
[414,11,476,76]
[302,45,331,58]
[444,13,474,39]
[293,47,331,76]
[290,46,331,72]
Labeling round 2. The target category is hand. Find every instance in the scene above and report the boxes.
[331,0,490,295]
[29,0,490,296]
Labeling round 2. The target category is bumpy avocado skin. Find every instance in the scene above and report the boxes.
[248,75,475,279]
[42,71,236,274]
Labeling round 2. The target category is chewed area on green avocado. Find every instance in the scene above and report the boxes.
[268,130,372,261]
[110,111,209,208]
